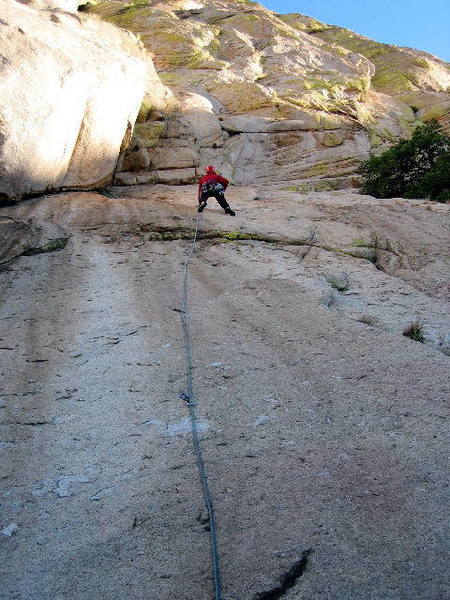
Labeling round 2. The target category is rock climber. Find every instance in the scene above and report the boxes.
[197,165,236,216]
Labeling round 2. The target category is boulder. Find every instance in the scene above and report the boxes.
[122,146,151,172]
[0,0,168,202]
[0,216,68,263]
[0,217,36,264]
[147,146,200,170]
[154,168,197,185]
[181,92,224,148]
[164,115,195,140]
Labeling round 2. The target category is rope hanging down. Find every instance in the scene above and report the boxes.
[178,215,223,600]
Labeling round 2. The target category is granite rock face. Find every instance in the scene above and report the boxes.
[0,185,449,599]
[88,0,450,187]
[0,0,171,202]
[2,0,448,197]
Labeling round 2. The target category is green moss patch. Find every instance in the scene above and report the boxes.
[351,237,372,248]
[314,27,391,60]
[134,122,165,147]
[24,237,68,256]
[137,99,156,123]
[278,13,330,33]
[372,70,416,93]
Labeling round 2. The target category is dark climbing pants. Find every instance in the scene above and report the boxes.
[199,190,231,211]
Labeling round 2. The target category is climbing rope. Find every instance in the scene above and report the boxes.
[178,214,223,600]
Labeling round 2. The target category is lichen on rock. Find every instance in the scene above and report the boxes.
[48,0,450,188]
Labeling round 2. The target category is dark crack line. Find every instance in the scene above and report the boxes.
[87,221,405,278]
[253,550,313,600]
[3,421,51,426]
[101,224,380,262]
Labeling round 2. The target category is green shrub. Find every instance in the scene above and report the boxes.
[402,321,425,343]
[350,237,370,247]
[413,152,450,202]
[325,272,349,291]
[43,238,68,252]
[360,123,450,202]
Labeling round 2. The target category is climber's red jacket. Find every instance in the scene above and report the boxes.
[198,172,229,198]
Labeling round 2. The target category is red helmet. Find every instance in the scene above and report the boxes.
[206,165,216,173]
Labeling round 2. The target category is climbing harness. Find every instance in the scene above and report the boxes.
[177,214,223,600]
[201,182,225,194]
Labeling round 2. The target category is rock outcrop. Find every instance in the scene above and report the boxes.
[0,0,172,203]
[0,215,68,263]
[2,0,448,198]
[87,0,450,187]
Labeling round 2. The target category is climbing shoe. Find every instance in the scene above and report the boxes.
[225,207,236,216]
[198,201,207,213]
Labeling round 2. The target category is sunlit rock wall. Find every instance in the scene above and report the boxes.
[90,0,450,188]
[0,0,171,202]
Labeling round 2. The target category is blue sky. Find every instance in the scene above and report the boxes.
[262,0,450,62]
